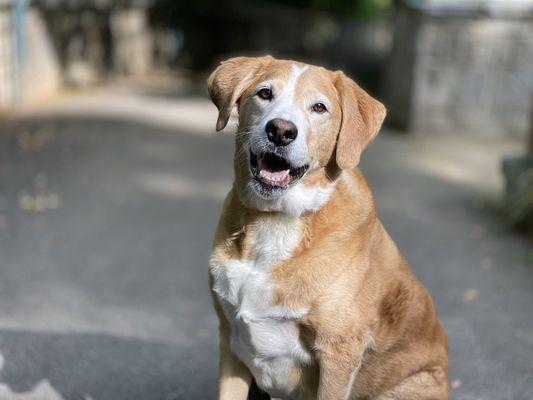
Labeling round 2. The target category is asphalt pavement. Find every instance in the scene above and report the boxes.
[0,81,531,400]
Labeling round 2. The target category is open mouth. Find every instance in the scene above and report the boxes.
[250,150,309,193]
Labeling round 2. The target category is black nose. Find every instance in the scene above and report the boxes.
[265,118,298,146]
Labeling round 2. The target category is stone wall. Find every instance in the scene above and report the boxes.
[385,3,533,137]
[0,2,154,107]
[110,8,152,76]
[40,5,153,86]
[22,8,61,102]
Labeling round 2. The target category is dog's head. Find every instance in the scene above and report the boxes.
[208,56,386,215]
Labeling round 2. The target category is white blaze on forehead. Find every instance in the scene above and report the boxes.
[285,64,309,101]
[268,64,309,126]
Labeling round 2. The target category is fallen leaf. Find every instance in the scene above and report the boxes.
[34,173,48,190]
[481,257,493,270]
[18,192,62,213]
[18,193,34,212]
[451,379,462,389]
[469,225,485,239]
[463,288,480,302]
[45,193,61,210]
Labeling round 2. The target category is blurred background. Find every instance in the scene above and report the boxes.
[0,0,532,399]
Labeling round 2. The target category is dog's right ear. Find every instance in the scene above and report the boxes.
[207,56,272,131]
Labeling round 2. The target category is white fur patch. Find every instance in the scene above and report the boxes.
[247,180,335,217]
[211,215,312,398]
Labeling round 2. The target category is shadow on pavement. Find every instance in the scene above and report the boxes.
[0,329,215,400]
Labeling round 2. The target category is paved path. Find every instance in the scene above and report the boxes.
[0,83,531,400]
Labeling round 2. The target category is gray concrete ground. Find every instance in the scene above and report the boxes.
[0,80,532,400]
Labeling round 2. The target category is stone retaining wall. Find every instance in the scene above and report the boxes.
[385,3,533,137]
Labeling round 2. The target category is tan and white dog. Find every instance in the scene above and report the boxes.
[207,56,449,400]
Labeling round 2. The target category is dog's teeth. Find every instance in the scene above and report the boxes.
[259,169,290,182]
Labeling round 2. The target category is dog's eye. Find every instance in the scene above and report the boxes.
[257,88,273,101]
[312,103,327,113]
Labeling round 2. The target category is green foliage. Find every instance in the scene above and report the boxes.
[503,156,533,232]
[524,250,533,265]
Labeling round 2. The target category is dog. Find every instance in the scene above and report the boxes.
[207,56,449,400]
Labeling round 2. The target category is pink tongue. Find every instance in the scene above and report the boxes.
[259,169,289,186]
[260,169,288,181]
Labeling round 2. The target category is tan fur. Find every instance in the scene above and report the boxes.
[333,72,387,169]
[208,56,449,400]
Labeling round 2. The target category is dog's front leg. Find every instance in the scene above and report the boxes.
[315,337,365,400]
[218,330,252,400]
[210,263,252,400]
[215,300,252,400]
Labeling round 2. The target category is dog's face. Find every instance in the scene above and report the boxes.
[208,56,386,215]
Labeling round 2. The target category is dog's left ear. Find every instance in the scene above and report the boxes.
[207,56,272,131]
[333,71,386,170]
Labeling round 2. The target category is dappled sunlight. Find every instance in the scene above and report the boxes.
[137,172,231,200]
[408,155,499,191]
[0,353,64,400]
[0,279,191,345]
[368,133,523,196]
[15,88,220,136]
[0,331,216,400]
[0,380,64,400]
[402,137,522,195]
[134,141,185,161]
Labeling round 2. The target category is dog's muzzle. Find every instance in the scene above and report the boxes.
[249,149,309,197]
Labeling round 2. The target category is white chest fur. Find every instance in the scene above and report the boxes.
[211,215,312,399]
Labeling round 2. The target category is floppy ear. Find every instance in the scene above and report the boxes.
[333,72,386,170]
[207,56,272,131]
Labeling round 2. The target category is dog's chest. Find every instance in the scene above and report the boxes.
[211,216,312,398]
